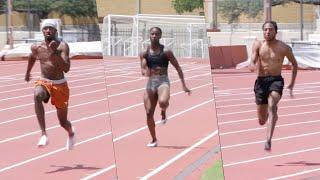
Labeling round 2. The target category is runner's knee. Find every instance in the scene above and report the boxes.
[146,110,155,119]
[158,100,168,109]
[34,90,46,102]
[268,104,277,113]
[59,119,70,128]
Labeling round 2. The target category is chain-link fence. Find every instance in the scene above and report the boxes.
[102,14,209,59]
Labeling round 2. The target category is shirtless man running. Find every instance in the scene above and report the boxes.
[249,21,298,151]
[25,19,75,150]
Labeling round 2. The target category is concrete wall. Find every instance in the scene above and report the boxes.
[96,0,202,20]
[95,1,317,24]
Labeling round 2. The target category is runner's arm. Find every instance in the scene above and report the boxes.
[285,46,298,90]
[249,40,260,72]
[55,42,70,73]
[25,44,38,82]
[166,50,190,94]
[139,50,149,76]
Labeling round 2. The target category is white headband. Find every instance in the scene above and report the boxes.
[41,19,57,30]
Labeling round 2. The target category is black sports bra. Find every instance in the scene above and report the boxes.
[144,45,169,69]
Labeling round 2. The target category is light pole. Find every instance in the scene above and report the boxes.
[7,0,13,49]
[300,0,304,40]
[264,0,272,21]
[28,0,32,38]
[5,1,8,45]
[212,0,217,29]
[205,0,219,32]
[137,0,141,14]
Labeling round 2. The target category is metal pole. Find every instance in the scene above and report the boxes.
[132,16,136,56]
[212,0,217,29]
[300,0,304,40]
[28,0,31,38]
[7,0,13,49]
[136,17,139,56]
[189,24,192,58]
[107,15,111,56]
[137,0,141,14]
[264,0,272,21]
[204,0,217,30]
[207,0,213,29]
[5,1,8,45]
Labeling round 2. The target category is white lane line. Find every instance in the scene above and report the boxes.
[214,87,320,99]
[215,92,320,105]
[108,73,211,98]
[0,71,105,94]
[0,66,105,84]
[268,168,320,180]
[75,98,215,179]
[217,95,320,108]
[219,109,320,126]
[213,71,319,80]
[223,146,320,167]
[0,132,111,173]
[222,131,320,150]
[0,98,108,126]
[140,130,218,180]
[0,59,139,81]
[213,81,320,94]
[0,112,109,144]
[114,99,214,142]
[217,102,320,116]
[0,83,212,144]
[220,118,320,136]
[81,164,116,180]
[0,77,209,125]
[0,98,215,174]
[0,77,17,80]
[0,76,141,102]
[0,63,103,79]
[0,61,194,85]
[0,63,205,96]
[0,61,200,90]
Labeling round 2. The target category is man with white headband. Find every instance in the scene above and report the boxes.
[25,19,75,150]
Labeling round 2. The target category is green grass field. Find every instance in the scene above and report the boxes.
[201,159,224,180]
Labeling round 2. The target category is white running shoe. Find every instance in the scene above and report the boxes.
[161,118,167,125]
[37,135,49,147]
[66,128,76,151]
[147,140,158,147]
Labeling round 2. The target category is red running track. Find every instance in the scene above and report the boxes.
[212,68,320,180]
[0,58,220,179]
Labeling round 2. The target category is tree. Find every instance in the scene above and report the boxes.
[14,0,53,20]
[0,0,97,20]
[219,0,320,24]
[218,0,263,24]
[0,0,100,41]
[171,0,203,14]
[0,0,7,14]
[53,0,97,19]
[273,0,320,5]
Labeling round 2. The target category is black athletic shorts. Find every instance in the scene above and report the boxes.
[254,75,284,105]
